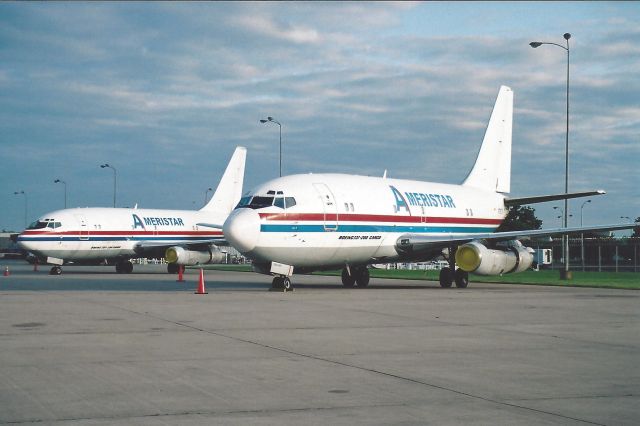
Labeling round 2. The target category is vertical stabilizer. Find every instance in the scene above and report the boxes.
[462,86,513,193]
[200,146,247,213]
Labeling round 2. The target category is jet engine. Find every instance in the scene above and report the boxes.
[164,245,226,266]
[454,240,534,276]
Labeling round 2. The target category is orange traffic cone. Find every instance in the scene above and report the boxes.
[176,265,185,282]
[3,266,9,276]
[195,268,207,294]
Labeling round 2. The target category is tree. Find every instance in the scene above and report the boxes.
[496,206,543,232]
[632,217,640,239]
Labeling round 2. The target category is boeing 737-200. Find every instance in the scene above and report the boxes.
[17,147,246,274]
[221,87,634,290]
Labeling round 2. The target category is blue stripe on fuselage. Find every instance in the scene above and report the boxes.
[260,224,496,233]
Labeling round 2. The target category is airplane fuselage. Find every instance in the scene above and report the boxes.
[224,173,507,272]
[18,207,223,264]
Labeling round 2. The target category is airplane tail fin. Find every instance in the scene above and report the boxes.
[462,85,513,194]
[200,146,247,214]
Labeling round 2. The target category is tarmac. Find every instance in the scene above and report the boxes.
[0,260,638,425]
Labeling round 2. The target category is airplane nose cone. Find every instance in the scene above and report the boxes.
[223,208,261,253]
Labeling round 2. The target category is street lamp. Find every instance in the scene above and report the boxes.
[581,200,591,271]
[260,116,282,177]
[204,187,213,207]
[530,32,572,279]
[13,190,27,228]
[100,164,117,208]
[54,179,67,209]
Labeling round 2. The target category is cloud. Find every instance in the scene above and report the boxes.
[0,2,638,231]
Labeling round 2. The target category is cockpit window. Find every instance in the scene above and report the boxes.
[236,195,297,210]
[28,219,62,230]
[274,197,285,209]
[236,196,252,209]
[28,221,48,229]
[249,196,274,209]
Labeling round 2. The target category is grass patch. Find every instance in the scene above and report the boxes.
[199,264,640,290]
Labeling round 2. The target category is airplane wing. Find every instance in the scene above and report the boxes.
[504,190,605,206]
[195,222,223,229]
[133,237,225,255]
[396,223,636,254]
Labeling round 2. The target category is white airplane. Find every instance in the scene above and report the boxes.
[17,147,246,275]
[222,86,634,290]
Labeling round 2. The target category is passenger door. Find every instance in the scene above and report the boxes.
[74,214,90,241]
[313,183,338,231]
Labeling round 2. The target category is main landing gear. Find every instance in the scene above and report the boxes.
[439,247,469,288]
[115,260,133,274]
[271,276,293,292]
[341,266,370,288]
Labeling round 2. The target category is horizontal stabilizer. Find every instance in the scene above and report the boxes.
[504,190,606,207]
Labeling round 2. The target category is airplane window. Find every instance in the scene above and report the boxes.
[285,197,296,208]
[344,203,349,212]
[277,191,284,195]
[267,190,276,195]
[274,197,285,209]
[47,222,56,229]
[248,196,274,209]
[27,221,48,229]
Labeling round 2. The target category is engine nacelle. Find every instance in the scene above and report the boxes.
[164,245,226,266]
[455,241,534,276]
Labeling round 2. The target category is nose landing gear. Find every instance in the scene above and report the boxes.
[271,276,293,292]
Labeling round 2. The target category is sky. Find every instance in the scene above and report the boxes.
[1,1,639,233]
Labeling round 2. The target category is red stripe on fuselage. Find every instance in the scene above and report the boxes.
[21,230,223,236]
[258,212,502,225]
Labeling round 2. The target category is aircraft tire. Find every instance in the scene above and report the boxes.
[115,262,123,274]
[49,266,62,275]
[271,276,285,291]
[341,268,355,287]
[167,263,179,274]
[283,277,292,292]
[439,267,453,288]
[355,267,370,287]
[454,268,469,288]
[124,261,134,274]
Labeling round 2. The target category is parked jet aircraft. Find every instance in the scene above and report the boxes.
[17,147,246,274]
[222,86,634,290]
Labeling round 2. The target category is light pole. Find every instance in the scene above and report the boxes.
[204,187,213,207]
[530,32,571,279]
[580,200,591,271]
[260,116,282,177]
[100,164,117,207]
[14,190,27,228]
[54,179,67,208]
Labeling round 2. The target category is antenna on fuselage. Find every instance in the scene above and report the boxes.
[383,170,388,179]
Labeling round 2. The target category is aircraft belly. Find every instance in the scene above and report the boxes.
[253,232,390,268]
